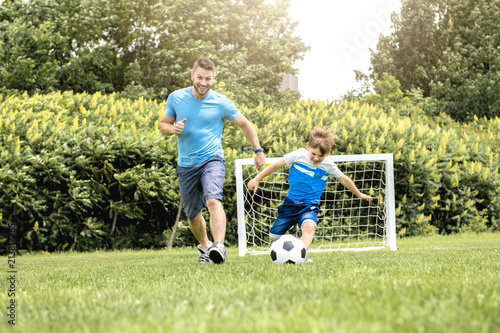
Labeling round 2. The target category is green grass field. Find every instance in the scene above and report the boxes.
[1,233,499,333]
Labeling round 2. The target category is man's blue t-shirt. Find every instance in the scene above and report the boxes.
[165,88,240,167]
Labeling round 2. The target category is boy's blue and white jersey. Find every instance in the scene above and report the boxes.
[283,148,344,205]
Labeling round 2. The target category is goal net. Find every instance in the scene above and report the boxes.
[235,154,397,256]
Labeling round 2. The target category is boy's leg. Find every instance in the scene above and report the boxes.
[270,201,301,240]
[300,220,316,250]
[269,218,294,241]
[299,209,318,250]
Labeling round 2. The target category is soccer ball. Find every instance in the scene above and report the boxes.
[269,234,307,265]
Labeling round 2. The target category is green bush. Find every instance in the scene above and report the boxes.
[1,92,499,252]
[241,101,500,237]
[0,92,179,252]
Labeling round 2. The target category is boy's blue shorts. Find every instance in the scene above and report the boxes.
[176,155,225,220]
[269,197,320,239]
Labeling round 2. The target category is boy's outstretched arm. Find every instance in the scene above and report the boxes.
[247,159,286,192]
[338,175,373,202]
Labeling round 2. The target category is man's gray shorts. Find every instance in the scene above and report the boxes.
[176,155,225,220]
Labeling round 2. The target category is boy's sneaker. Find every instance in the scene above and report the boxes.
[209,241,227,264]
[197,243,212,263]
[305,258,314,263]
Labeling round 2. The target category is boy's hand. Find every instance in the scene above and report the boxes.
[247,178,259,192]
[359,193,373,202]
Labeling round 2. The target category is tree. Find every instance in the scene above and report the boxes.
[429,0,500,122]
[370,0,444,97]
[369,0,500,122]
[0,0,308,107]
[363,72,407,106]
[0,0,120,94]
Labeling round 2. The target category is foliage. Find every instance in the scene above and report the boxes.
[0,91,180,252]
[1,92,499,252]
[369,0,500,122]
[247,99,500,237]
[370,0,443,97]
[0,0,307,108]
[362,73,408,106]
[354,72,436,116]
[2,234,500,333]
[429,0,500,122]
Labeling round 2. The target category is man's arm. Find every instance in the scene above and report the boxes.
[231,114,265,169]
[159,114,186,136]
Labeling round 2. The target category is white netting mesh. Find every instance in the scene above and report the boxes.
[239,159,390,254]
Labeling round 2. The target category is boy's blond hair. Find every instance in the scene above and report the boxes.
[308,127,335,155]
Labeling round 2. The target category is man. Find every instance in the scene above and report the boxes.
[159,57,265,264]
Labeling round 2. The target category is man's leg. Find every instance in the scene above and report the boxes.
[177,162,210,262]
[188,212,211,250]
[199,157,227,264]
[206,198,226,243]
[188,212,213,263]
[206,198,227,264]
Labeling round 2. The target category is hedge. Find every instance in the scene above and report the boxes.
[1,92,499,252]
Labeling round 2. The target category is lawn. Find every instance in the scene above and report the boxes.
[1,233,499,333]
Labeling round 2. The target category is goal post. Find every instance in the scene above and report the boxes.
[235,153,397,256]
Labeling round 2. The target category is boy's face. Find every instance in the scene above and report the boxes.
[307,144,329,165]
[191,67,214,100]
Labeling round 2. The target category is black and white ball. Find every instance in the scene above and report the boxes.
[269,234,307,265]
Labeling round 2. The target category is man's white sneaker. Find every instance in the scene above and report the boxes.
[209,241,227,264]
[197,243,212,263]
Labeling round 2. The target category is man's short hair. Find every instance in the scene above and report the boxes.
[193,57,215,73]
[308,127,335,155]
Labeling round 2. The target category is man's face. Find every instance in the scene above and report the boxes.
[307,145,329,165]
[191,67,214,100]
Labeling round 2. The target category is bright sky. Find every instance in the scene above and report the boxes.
[0,0,401,102]
[289,0,402,102]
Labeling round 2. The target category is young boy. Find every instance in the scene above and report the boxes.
[247,127,373,256]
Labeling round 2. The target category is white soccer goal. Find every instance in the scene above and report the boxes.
[235,154,397,256]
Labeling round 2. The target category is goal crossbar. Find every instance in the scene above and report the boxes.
[235,153,397,256]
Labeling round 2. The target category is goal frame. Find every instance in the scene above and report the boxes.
[235,153,397,256]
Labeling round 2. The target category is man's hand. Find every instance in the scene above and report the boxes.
[173,118,186,135]
[253,151,265,170]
